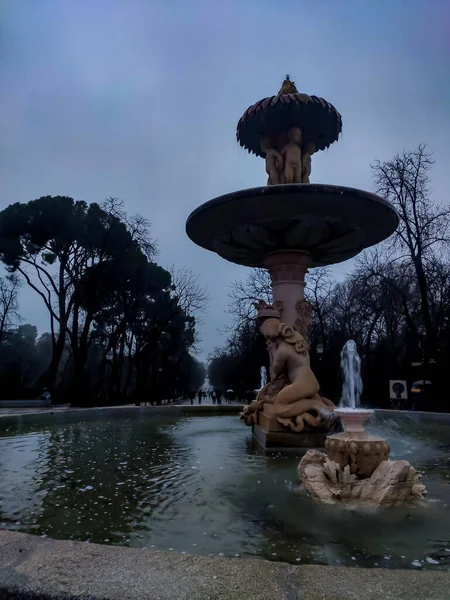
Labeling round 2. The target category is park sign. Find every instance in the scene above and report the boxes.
[389,380,408,400]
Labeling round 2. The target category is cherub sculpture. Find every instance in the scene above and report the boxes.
[260,137,283,185]
[301,140,316,184]
[241,304,335,432]
[282,127,303,184]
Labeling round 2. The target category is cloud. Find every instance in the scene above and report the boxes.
[1,0,449,360]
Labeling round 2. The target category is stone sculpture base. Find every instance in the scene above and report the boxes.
[253,424,326,452]
[252,405,328,451]
[298,450,426,506]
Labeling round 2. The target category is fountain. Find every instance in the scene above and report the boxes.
[186,76,399,450]
[260,366,268,390]
[298,340,427,505]
[334,339,374,434]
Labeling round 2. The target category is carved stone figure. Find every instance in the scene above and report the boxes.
[301,141,316,184]
[277,76,299,96]
[240,311,335,432]
[282,127,302,184]
[260,137,283,185]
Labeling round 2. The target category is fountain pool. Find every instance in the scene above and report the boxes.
[1,412,450,570]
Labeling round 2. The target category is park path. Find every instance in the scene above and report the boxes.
[178,396,242,406]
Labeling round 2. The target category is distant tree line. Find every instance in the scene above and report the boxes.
[209,146,450,410]
[0,196,206,405]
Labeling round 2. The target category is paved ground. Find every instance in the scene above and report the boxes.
[0,531,449,600]
[0,399,243,417]
[178,396,242,406]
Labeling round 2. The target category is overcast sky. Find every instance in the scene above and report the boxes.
[1,0,449,361]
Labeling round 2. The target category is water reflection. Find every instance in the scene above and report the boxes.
[0,414,450,570]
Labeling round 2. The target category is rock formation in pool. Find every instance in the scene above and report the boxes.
[298,407,427,506]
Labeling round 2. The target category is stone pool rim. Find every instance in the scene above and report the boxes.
[0,403,245,428]
[0,530,449,600]
[1,409,450,598]
[0,404,449,430]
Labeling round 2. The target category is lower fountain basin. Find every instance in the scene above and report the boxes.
[0,411,450,568]
[186,184,399,267]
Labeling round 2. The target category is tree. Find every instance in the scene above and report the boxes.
[227,268,271,329]
[0,196,157,392]
[371,144,450,359]
[0,274,20,343]
[169,265,211,318]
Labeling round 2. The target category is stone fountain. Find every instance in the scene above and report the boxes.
[186,75,399,450]
[298,340,427,505]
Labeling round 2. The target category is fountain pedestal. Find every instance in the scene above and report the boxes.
[325,432,390,479]
[254,404,327,451]
[325,408,389,478]
[264,250,313,338]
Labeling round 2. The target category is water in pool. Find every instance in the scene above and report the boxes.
[1,413,450,570]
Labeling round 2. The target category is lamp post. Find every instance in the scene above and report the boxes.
[316,342,324,392]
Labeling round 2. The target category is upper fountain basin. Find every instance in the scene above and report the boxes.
[186,184,399,268]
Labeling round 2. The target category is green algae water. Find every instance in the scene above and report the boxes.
[1,413,450,570]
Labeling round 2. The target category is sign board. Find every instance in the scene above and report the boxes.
[389,380,408,400]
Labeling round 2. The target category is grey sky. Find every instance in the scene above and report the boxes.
[1,0,449,360]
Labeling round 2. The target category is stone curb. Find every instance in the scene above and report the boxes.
[0,531,449,600]
[0,404,245,428]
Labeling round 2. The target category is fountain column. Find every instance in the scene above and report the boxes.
[264,250,313,337]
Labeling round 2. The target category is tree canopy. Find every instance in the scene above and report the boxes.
[0,196,207,404]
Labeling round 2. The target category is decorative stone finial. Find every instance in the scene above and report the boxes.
[278,76,299,96]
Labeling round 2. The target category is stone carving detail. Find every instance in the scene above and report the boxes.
[257,127,315,186]
[213,215,364,268]
[272,300,284,313]
[240,309,335,432]
[237,86,342,157]
[236,77,342,185]
[298,450,426,506]
[269,264,306,283]
[277,75,299,96]
[325,435,390,479]
[295,299,313,340]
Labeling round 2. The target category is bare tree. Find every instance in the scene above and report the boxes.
[227,268,271,329]
[371,144,450,358]
[0,274,20,343]
[169,265,211,318]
